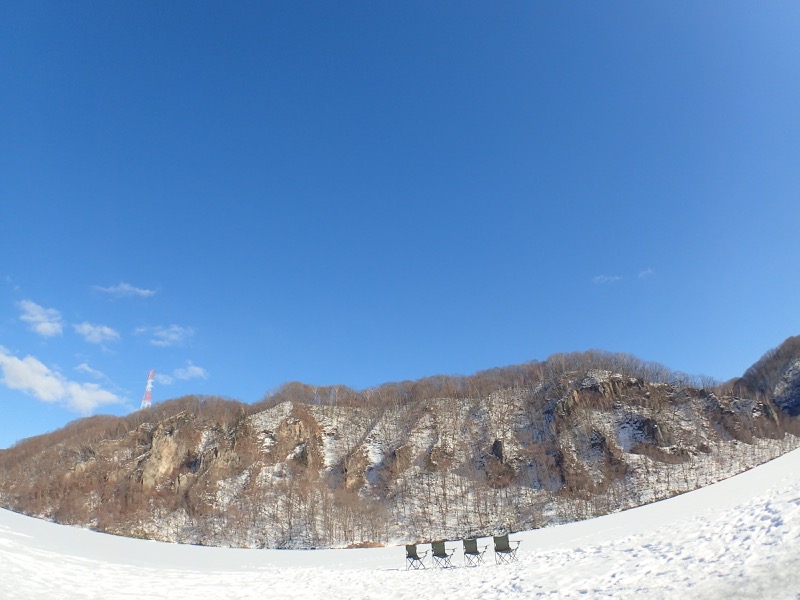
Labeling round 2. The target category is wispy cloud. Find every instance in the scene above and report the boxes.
[638,268,654,278]
[154,372,174,385]
[154,361,209,386]
[136,324,195,347]
[4,275,21,292]
[174,361,208,381]
[74,362,105,379]
[592,275,623,285]
[74,322,120,344]
[17,300,63,337]
[94,282,156,298]
[0,347,121,413]
[0,346,63,401]
[64,382,121,413]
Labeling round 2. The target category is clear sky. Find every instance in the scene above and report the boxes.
[2,2,799,449]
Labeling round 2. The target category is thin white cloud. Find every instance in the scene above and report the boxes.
[74,322,120,344]
[154,373,174,385]
[136,324,195,347]
[74,362,105,379]
[592,275,623,285]
[154,362,209,386]
[0,347,64,401]
[18,300,63,337]
[64,382,120,413]
[5,275,21,292]
[0,347,121,413]
[94,282,156,298]
[174,361,208,381]
[638,268,654,278]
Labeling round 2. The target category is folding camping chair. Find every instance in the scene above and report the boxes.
[462,538,487,567]
[405,543,427,570]
[431,540,455,568]
[493,534,521,564]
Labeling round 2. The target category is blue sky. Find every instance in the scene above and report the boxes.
[2,2,799,449]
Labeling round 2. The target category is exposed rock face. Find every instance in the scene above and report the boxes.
[740,336,800,415]
[141,425,184,489]
[773,359,800,416]
[1,342,799,549]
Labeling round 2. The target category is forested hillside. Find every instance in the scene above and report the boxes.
[1,338,799,548]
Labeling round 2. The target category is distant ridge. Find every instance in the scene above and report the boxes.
[1,337,799,549]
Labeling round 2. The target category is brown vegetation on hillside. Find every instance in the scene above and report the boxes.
[1,339,799,548]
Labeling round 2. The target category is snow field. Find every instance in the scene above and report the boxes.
[2,446,800,599]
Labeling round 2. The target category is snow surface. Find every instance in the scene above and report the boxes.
[2,448,800,599]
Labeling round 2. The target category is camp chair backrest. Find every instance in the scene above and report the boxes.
[431,540,447,556]
[463,538,479,554]
[406,544,421,559]
[494,534,511,552]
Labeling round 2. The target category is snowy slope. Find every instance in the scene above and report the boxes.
[2,448,800,599]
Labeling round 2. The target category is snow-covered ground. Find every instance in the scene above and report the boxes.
[2,448,800,599]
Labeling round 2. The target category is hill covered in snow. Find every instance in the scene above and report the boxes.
[1,338,799,549]
[1,445,799,599]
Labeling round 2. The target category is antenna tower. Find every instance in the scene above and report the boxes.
[141,369,155,409]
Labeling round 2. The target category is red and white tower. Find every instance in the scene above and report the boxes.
[140,369,155,409]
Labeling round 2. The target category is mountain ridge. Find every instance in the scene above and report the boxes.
[1,339,799,548]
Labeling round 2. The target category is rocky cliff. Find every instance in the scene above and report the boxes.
[1,340,799,548]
